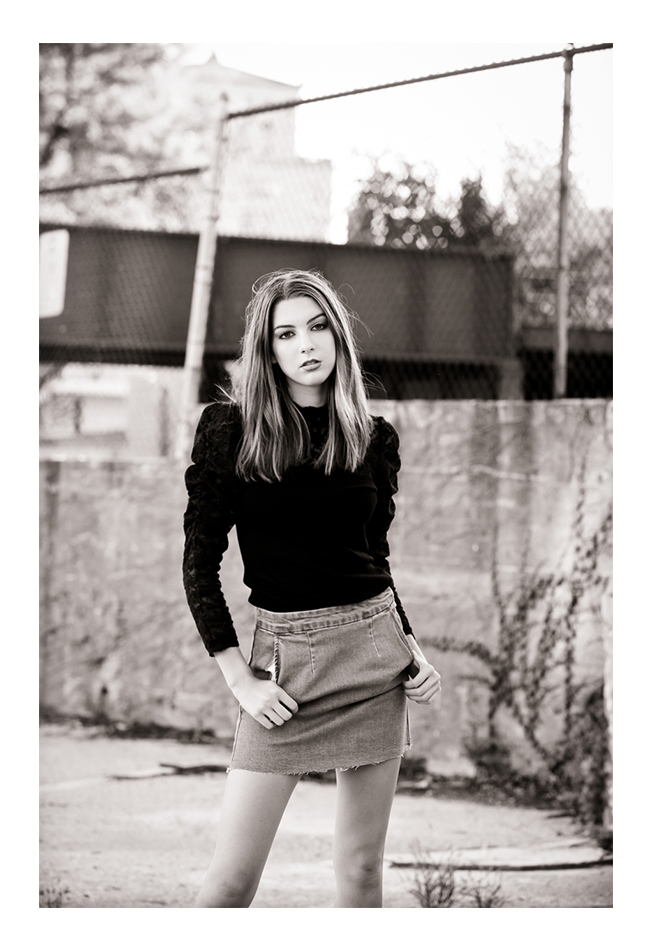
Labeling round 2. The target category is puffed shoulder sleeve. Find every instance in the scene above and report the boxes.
[183,402,241,655]
[366,416,415,639]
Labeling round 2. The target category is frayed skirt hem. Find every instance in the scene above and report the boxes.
[226,742,412,776]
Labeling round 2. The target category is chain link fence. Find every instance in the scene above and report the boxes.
[40,45,612,454]
[39,169,206,233]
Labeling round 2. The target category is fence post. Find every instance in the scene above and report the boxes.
[176,93,230,460]
[554,50,573,399]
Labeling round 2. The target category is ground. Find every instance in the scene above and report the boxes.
[39,723,612,909]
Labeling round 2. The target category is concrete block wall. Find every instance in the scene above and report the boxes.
[39,400,612,775]
[377,399,612,774]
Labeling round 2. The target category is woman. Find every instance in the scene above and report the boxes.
[183,269,441,908]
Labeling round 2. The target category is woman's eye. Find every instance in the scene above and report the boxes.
[278,330,294,340]
[312,322,327,331]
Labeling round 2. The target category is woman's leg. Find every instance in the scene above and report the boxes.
[195,769,300,907]
[332,756,402,907]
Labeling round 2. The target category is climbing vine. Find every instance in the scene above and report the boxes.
[432,456,612,823]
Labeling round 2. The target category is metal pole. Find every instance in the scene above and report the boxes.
[554,51,573,399]
[176,92,229,460]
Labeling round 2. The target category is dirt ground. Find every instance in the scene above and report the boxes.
[39,723,612,909]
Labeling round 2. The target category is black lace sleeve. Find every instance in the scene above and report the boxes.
[366,416,415,639]
[182,402,241,655]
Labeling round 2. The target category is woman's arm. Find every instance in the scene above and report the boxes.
[367,417,441,703]
[365,417,415,638]
[183,403,241,654]
[184,404,299,724]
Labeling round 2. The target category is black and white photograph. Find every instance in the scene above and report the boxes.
[34,28,617,922]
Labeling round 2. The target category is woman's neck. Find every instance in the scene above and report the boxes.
[287,381,328,408]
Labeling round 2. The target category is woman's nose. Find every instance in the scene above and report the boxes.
[301,336,314,352]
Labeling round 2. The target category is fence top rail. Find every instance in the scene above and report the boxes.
[39,44,612,196]
[227,44,613,119]
[39,166,206,195]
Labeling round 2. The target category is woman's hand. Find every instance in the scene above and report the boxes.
[230,676,299,731]
[214,646,299,730]
[403,635,442,705]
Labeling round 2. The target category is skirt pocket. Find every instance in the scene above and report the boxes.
[372,605,415,671]
[248,627,277,682]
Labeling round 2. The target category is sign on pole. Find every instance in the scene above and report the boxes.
[40,229,70,318]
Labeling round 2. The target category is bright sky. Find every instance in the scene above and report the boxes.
[191,42,612,241]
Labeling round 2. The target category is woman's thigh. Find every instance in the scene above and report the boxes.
[332,756,402,863]
[208,769,301,877]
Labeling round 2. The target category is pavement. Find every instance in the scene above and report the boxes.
[39,723,612,909]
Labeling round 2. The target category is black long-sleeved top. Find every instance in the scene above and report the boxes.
[183,401,413,655]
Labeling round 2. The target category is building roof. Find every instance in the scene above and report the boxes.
[183,54,300,96]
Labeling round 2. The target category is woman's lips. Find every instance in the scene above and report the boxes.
[300,359,321,370]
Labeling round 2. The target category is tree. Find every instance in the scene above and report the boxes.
[456,176,510,247]
[39,43,172,180]
[347,159,455,250]
[347,149,612,332]
[347,157,506,251]
[501,143,613,329]
[39,44,208,230]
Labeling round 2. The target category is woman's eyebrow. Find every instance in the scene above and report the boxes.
[273,312,326,331]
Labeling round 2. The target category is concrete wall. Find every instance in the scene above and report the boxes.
[39,364,184,460]
[39,400,612,775]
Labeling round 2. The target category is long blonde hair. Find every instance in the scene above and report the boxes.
[228,269,372,482]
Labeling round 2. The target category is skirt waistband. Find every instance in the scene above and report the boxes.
[254,587,395,635]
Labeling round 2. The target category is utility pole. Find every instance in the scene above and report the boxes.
[554,50,573,399]
[176,93,229,460]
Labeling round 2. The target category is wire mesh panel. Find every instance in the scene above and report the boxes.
[39,44,612,419]
[500,143,613,398]
[39,224,197,365]
[39,169,207,233]
[215,49,612,400]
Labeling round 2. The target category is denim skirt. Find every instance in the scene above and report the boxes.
[229,587,413,775]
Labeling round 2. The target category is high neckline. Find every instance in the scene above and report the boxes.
[294,402,328,415]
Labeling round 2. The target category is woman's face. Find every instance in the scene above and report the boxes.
[271,296,336,406]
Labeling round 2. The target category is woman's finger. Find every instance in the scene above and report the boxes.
[277,689,299,714]
[406,663,441,685]
[405,674,440,695]
[420,686,440,703]
[264,708,286,727]
[405,675,442,703]
[422,679,443,701]
[408,690,437,704]
[274,702,294,722]
[410,692,434,705]
[256,714,276,730]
